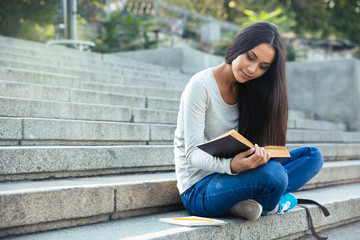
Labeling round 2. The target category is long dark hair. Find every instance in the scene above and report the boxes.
[225,21,288,146]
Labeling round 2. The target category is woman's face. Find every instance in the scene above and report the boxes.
[231,43,275,83]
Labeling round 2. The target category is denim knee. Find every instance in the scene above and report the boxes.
[308,146,324,170]
[257,161,288,195]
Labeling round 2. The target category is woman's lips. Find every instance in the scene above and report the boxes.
[241,70,250,79]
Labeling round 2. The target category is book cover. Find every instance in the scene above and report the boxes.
[197,129,290,159]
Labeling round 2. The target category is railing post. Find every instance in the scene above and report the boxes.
[63,0,77,41]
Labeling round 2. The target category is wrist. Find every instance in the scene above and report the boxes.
[230,158,238,174]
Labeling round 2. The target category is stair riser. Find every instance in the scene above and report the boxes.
[0,46,185,78]
[0,81,181,109]
[127,199,360,240]
[0,67,185,98]
[1,118,358,145]
[0,67,80,87]
[0,167,359,237]
[0,51,188,82]
[4,98,348,127]
[0,146,174,181]
[0,60,188,89]
[0,187,114,237]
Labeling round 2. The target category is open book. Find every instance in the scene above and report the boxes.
[197,129,291,159]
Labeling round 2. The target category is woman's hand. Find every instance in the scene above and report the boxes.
[230,144,270,173]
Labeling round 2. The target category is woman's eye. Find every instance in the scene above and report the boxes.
[259,65,268,70]
[247,53,254,61]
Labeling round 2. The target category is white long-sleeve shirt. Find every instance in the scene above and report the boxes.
[174,68,239,194]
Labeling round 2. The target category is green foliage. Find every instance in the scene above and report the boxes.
[163,0,360,48]
[213,32,234,56]
[327,0,360,47]
[239,8,295,32]
[94,12,163,53]
[213,7,295,59]
[0,0,58,42]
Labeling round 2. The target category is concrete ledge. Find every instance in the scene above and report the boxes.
[0,66,183,98]
[0,142,359,182]
[0,97,133,122]
[0,81,181,110]
[1,116,360,145]
[0,145,174,181]
[0,80,71,102]
[0,66,80,88]
[286,129,360,143]
[1,183,359,239]
[288,119,346,131]
[2,96,346,129]
[0,36,103,60]
[0,81,147,108]
[1,96,178,124]
[0,51,188,82]
[0,39,186,77]
[300,160,360,190]
[69,89,147,108]
[0,186,114,229]
[0,117,22,140]
[0,173,181,236]
[81,82,183,99]
[0,58,188,89]
[22,118,150,141]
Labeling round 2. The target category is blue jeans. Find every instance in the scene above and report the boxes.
[181,146,324,217]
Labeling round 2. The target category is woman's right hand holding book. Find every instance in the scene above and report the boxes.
[230,144,271,174]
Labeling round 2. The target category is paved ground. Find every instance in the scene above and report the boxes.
[297,220,360,240]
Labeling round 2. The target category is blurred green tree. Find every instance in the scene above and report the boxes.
[163,0,360,46]
[328,0,360,46]
[94,12,162,53]
[0,0,58,42]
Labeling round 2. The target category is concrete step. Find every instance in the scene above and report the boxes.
[0,81,180,110]
[0,97,346,132]
[0,50,189,83]
[297,220,360,240]
[288,110,315,120]
[1,143,359,181]
[287,118,346,131]
[0,117,173,145]
[0,80,349,129]
[0,96,178,124]
[0,66,80,88]
[0,36,187,78]
[1,117,358,146]
[1,180,359,238]
[0,145,174,181]
[286,129,360,143]
[80,82,183,99]
[0,36,102,60]
[0,67,185,99]
[0,59,188,89]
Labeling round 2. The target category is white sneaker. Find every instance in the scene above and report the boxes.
[229,199,263,221]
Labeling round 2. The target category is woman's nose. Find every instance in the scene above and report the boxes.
[247,63,256,73]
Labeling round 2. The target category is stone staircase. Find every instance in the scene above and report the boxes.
[0,36,359,239]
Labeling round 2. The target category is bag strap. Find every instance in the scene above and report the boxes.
[297,198,330,240]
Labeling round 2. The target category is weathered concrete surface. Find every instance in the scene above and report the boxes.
[2,183,359,240]
[0,144,359,181]
[0,186,114,229]
[298,220,360,240]
[0,145,174,180]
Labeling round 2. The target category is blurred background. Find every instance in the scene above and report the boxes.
[0,0,359,61]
